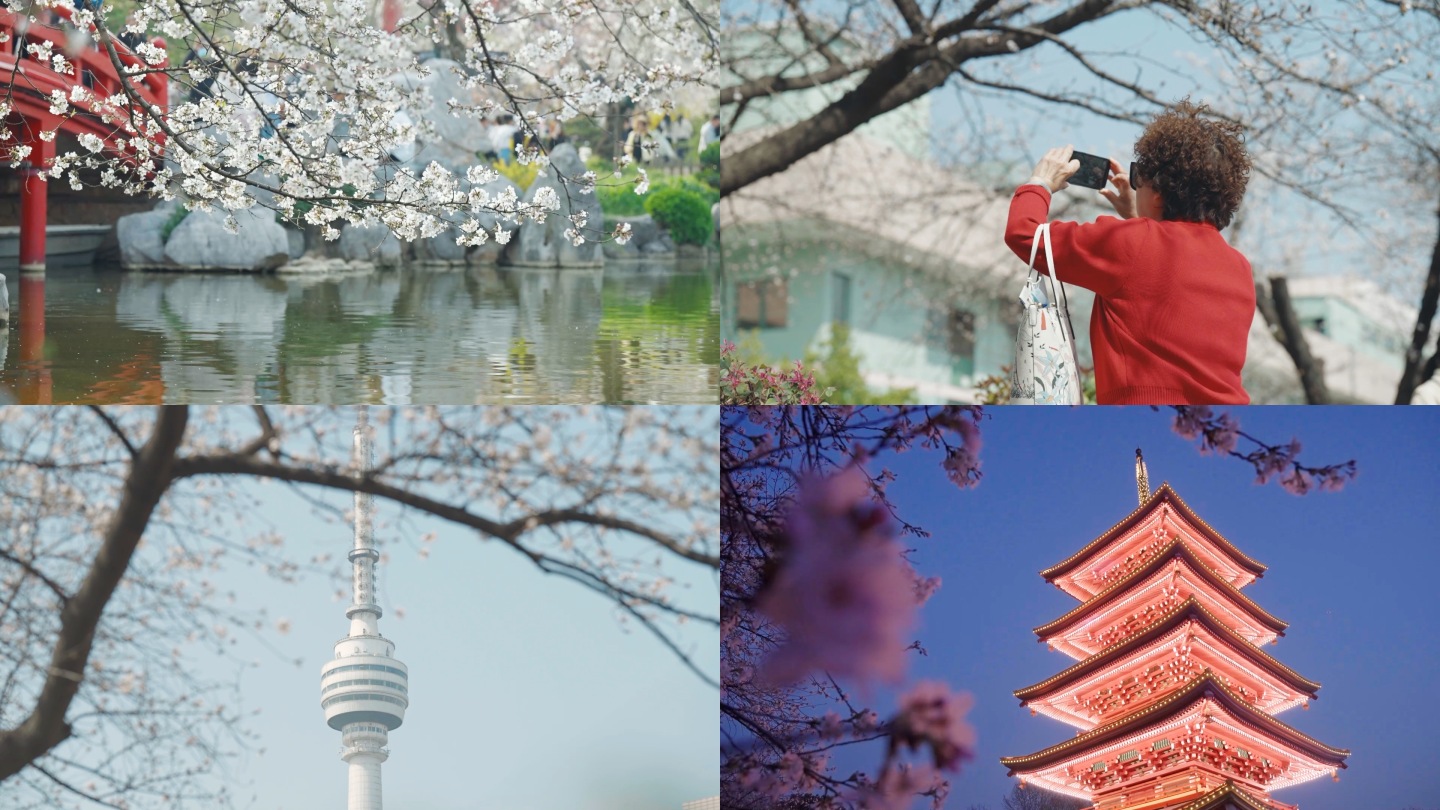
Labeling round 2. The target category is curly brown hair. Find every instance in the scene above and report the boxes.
[1133,99,1250,230]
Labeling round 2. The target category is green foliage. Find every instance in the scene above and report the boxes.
[159,205,190,242]
[597,180,649,216]
[699,141,720,169]
[803,323,915,404]
[665,174,719,206]
[696,142,720,188]
[643,187,713,246]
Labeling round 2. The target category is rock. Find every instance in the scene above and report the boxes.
[394,59,487,173]
[338,223,402,266]
[613,214,661,249]
[284,226,306,260]
[602,238,639,260]
[641,232,676,254]
[116,206,173,269]
[163,208,290,271]
[276,255,370,274]
[503,144,604,268]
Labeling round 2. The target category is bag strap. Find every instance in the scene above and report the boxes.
[1030,221,1079,348]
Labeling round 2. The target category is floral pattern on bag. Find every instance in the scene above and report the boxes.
[1009,223,1082,405]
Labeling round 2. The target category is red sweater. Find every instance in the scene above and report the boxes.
[1005,185,1254,404]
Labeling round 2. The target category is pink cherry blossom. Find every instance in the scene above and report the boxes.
[756,466,920,688]
[891,680,976,771]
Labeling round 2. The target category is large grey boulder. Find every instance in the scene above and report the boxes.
[338,223,402,266]
[163,208,290,271]
[503,144,604,268]
[395,59,486,173]
[284,225,306,260]
[116,200,177,269]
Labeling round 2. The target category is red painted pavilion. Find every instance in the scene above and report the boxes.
[1001,452,1349,810]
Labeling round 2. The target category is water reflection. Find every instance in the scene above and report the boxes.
[1,260,718,404]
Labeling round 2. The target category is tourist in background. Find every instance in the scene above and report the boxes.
[1004,101,1255,404]
[490,114,517,164]
[699,114,723,151]
[672,114,694,161]
[118,13,146,50]
[624,116,651,165]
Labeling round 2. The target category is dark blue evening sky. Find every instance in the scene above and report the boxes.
[843,406,1440,810]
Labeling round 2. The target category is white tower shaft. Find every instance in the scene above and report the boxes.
[323,407,407,810]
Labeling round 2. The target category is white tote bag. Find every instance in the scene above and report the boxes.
[1009,222,1082,404]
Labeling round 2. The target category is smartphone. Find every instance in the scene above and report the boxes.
[1069,151,1111,190]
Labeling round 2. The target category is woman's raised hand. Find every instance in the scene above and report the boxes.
[1028,145,1080,192]
[1099,157,1137,219]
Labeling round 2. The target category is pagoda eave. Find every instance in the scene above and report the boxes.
[1001,672,1348,798]
[1033,540,1288,658]
[1178,782,1298,810]
[1041,484,1267,600]
[1016,599,1321,728]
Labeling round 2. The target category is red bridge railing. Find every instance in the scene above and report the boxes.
[1,5,169,274]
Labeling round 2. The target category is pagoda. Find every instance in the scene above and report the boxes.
[1000,451,1349,810]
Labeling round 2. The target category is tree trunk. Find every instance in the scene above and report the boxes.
[1258,276,1330,404]
[1395,204,1440,404]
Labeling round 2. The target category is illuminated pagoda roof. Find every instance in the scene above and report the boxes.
[1034,539,1288,659]
[1041,484,1267,600]
[1001,671,1349,800]
[1176,781,1297,810]
[1016,598,1320,729]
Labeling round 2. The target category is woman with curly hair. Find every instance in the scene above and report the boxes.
[1004,100,1254,404]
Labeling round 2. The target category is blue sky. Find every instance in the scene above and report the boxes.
[824,406,1440,810]
[180,416,718,809]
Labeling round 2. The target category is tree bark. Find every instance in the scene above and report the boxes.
[1395,204,1440,404]
[0,406,190,782]
[1264,276,1330,404]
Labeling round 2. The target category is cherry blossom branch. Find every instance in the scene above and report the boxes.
[0,406,189,783]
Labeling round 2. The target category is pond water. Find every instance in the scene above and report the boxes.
[0,259,718,404]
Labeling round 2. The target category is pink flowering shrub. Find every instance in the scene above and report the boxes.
[721,341,832,405]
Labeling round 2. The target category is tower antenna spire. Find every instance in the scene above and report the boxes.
[321,407,408,810]
[1135,448,1150,505]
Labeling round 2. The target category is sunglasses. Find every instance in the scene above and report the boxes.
[1129,161,1142,188]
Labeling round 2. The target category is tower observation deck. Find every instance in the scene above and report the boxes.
[321,409,408,810]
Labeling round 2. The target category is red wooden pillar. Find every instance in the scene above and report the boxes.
[18,117,54,276]
[382,0,400,32]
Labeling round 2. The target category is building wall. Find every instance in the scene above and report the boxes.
[1290,294,1406,368]
[723,233,1032,401]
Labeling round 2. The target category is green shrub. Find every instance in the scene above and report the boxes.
[597,182,648,216]
[644,187,712,246]
[160,205,190,242]
[662,175,719,206]
[699,141,720,169]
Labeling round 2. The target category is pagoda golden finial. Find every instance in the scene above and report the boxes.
[1135,448,1150,505]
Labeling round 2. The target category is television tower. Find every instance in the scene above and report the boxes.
[320,409,408,810]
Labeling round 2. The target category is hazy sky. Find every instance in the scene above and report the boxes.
[823,406,1440,810]
[181,412,718,810]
